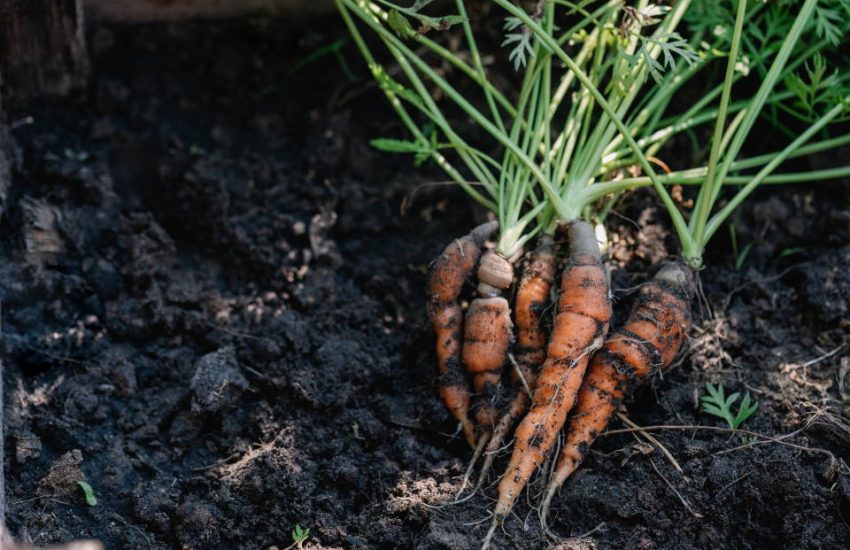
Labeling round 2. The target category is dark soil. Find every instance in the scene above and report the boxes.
[3,16,850,550]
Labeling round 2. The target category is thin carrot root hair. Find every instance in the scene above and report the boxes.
[455,431,491,502]
[428,220,498,447]
[475,391,527,491]
[540,260,695,531]
[483,220,611,549]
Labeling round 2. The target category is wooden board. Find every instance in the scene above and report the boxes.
[0,0,89,99]
[85,0,335,21]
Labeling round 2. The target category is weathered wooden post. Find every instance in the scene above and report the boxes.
[0,0,89,99]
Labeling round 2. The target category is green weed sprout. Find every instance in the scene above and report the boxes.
[701,383,758,429]
[291,524,310,549]
[77,480,97,506]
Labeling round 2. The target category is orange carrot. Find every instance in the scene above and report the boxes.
[463,296,513,429]
[540,261,694,528]
[475,235,557,486]
[483,220,611,547]
[428,221,498,447]
[512,235,558,387]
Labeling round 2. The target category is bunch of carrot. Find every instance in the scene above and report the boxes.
[428,217,694,547]
[338,0,850,546]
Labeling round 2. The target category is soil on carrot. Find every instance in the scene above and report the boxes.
[3,16,850,550]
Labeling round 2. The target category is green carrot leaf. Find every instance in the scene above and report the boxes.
[502,16,534,71]
[701,383,759,429]
[813,3,844,45]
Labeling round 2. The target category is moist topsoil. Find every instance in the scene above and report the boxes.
[2,15,850,550]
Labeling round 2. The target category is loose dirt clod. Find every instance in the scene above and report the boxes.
[20,197,64,265]
[37,450,86,498]
[174,500,224,548]
[190,346,248,414]
[798,245,850,325]
[15,433,42,463]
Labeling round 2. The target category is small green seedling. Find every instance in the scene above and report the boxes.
[288,39,356,81]
[778,246,806,259]
[291,524,310,550]
[77,480,97,506]
[188,144,207,157]
[63,148,89,162]
[700,383,759,429]
[371,123,440,167]
[728,223,754,270]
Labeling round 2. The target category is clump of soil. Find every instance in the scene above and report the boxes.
[3,16,849,549]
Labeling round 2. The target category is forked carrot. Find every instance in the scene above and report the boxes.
[475,235,557,488]
[539,261,694,529]
[483,220,611,548]
[428,221,498,447]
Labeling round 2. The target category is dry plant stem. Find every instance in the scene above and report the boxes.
[475,235,557,489]
[617,412,683,474]
[483,221,611,549]
[648,458,703,519]
[602,420,842,468]
[540,261,695,529]
[428,221,498,447]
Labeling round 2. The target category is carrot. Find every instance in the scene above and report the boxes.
[475,235,557,487]
[463,295,513,429]
[449,249,516,495]
[511,235,558,388]
[428,221,498,447]
[539,261,694,529]
[483,220,611,547]
[463,249,515,431]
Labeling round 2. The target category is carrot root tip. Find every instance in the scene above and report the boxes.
[462,421,477,449]
[455,432,491,502]
[540,487,557,534]
[481,514,504,550]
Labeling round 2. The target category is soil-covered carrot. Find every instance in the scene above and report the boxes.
[475,235,557,486]
[463,295,513,429]
[540,261,694,527]
[428,221,498,447]
[511,235,558,388]
[464,249,515,431]
[484,220,611,546]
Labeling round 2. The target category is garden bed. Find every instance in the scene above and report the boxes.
[3,16,849,549]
